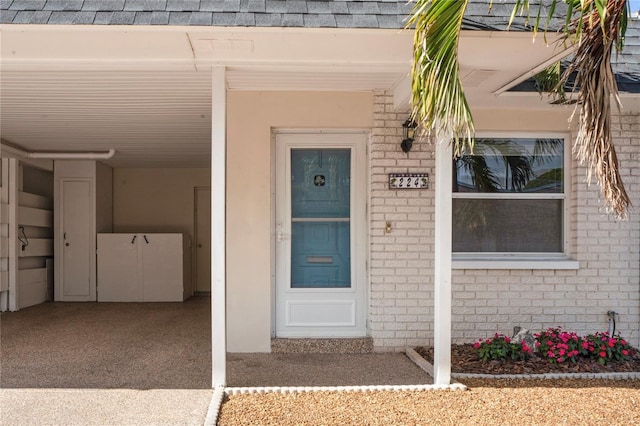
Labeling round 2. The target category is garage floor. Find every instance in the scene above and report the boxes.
[1,296,212,389]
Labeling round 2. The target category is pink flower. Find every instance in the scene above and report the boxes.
[599,351,607,358]
[557,357,564,363]
[608,339,616,348]
[621,340,627,345]
[473,342,480,349]
[622,350,629,356]
[582,342,590,349]
[504,337,511,343]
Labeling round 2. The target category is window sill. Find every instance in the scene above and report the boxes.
[452,259,580,270]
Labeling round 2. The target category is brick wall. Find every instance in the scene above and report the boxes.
[369,91,435,351]
[369,91,640,350]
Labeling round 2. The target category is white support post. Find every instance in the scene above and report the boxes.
[211,66,227,388]
[8,159,19,311]
[433,137,452,385]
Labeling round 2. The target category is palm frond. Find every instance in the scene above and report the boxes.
[533,62,568,102]
[510,1,631,217]
[407,0,473,157]
[562,0,631,218]
[409,0,632,218]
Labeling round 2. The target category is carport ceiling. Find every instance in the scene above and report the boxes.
[0,26,567,168]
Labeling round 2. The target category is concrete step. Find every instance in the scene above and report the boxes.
[271,337,373,354]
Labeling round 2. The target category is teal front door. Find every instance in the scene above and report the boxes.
[275,133,367,337]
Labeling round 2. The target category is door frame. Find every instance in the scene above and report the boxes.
[271,130,369,338]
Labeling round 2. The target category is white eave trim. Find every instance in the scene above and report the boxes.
[494,44,576,95]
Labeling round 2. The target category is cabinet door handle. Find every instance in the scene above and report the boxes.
[131,235,137,244]
[144,235,149,244]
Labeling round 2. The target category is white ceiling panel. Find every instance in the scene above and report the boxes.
[1,70,214,168]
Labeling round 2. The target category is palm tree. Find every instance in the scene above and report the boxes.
[408,0,632,218]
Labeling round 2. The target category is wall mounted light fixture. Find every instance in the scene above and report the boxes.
[400,118,417,153]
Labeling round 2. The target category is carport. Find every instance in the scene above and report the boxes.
[1,23,569,388]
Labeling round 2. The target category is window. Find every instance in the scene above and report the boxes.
[452,136,567,256]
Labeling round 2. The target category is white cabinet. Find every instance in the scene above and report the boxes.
[54,161,112,302]
[97,233,191,302]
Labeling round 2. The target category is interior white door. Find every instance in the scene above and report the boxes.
[275,133,367,338]
[195,187,211,293]
[61,179,94,301]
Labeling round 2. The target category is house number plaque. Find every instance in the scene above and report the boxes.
[388,173,429,189]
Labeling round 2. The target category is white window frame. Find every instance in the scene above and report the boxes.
[451,132,578,270]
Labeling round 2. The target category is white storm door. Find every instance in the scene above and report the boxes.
[275,133,367,338]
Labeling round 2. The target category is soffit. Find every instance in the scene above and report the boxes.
[1,26,567,168]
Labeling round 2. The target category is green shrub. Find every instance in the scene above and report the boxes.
[473,333,533,361]
[534,327,583,364]
[583,332,635,365]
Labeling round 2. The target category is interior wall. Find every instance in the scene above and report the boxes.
[96,162,113,234]
[226,91,374,352]
[22,165,53,198]
[112,168,210,246]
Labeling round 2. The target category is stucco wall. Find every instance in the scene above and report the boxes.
[370,91,640,350]
[112,167,210,242]
[226,91,374,352]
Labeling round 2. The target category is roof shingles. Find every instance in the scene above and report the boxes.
[1,0,410,28]
[124,1,169,12]
[83,1,125,12]
[43,0,84,11]
[9,0,47,10]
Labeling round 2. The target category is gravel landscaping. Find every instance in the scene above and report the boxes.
[217,378,640,425]
[218,344,640,425]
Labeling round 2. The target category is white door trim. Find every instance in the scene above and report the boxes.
[274,132,368,338]
[194,186,211,293]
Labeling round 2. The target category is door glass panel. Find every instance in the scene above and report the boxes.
[290,149,350,288]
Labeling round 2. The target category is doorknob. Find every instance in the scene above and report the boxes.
[65,243,70,247]
[198,243,203,248]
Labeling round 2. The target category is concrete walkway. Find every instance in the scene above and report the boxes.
[227,353,431,387]
[1,389,213,426]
